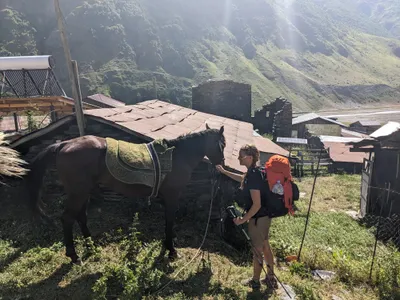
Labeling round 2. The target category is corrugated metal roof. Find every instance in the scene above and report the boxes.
[84,94,126,108]
[85,100,288,173]
[370,121,400,138]
[319,135,363,143]
[253,131,289,157]
[292,112,346,127]
[322,141,369,163]
[276,137,308,145]
[341,128,370,138]
[351,120,381,127]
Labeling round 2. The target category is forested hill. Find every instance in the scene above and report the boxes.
[1,0,400,111]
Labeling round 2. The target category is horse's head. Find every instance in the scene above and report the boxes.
[205,123,226,166]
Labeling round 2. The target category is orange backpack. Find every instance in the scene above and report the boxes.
[264,155,298,216]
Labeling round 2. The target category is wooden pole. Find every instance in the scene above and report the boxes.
[13,113,19,132]
[54,0,85,136]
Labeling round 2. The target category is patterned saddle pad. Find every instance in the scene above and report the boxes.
[105,137,174,195]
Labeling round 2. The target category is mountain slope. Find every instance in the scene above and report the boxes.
[1,0,400,111]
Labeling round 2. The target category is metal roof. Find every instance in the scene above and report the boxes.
[11,100,289,173]
[85,100,289,172]
[323,141,369,163]
[319,135,363,143]
[370,121,400,138]
[292,112,346,127]
[341,128,370,138]
[276,137,308,145]
[253,131,289,157]
[84,94,126,108]
[350,120,381,127]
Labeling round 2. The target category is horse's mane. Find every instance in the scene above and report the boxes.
[166,128,224,148]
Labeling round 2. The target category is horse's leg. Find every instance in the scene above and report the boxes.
[61,193,89,264]
[164,195,180,260]
[77,200,91,239]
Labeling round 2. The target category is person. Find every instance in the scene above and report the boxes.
[216,144,277,290]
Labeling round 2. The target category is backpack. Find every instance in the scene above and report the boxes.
[261,155,300,218]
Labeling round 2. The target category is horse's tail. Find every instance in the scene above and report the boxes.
[26,141,65,219]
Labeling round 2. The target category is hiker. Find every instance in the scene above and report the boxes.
[216,144,277,289]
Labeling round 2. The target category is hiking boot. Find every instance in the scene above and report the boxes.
[241,278,261,289]
[261,276,278,289]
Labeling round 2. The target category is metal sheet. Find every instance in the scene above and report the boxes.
[0,55,54,70]
[370,121,400,138]
[276,137,308,144]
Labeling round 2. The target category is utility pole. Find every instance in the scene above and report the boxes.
[152,77,157,99]
[54,0,85,136]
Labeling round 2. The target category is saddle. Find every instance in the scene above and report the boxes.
[105,137,174,198]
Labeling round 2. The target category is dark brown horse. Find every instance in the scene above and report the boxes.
[26,125,225,264]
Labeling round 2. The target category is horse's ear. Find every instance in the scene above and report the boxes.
[206,123,211,130]
[219,126,224,135]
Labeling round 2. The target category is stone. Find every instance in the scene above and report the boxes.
[252,96,292,138]
[345,210,359,220]
[192,80,252,123]
[278,284,296,300]
[312,270,336,281]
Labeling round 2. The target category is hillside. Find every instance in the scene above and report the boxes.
[0,175,399,299]
[1,0,400,111]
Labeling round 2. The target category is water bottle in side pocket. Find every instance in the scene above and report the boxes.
[272,180,284,195]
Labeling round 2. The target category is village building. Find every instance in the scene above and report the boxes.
[349,122,400,220]
[292,113,347,138]
[8,99,288,221]
[308,135,369,174]
[349,120,381,135]
[191,80,252,123]
[252,96,292,140]
[83,94,126,109]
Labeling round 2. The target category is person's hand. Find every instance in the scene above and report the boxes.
[216,164,225,174]
[233,217,245,225]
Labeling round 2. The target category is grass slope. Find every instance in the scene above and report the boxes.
[0,174,399,299]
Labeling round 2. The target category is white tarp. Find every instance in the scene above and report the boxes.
[0,55,54,70]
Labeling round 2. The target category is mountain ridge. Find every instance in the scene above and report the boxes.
[0,0,399,111]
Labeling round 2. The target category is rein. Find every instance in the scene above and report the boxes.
[151,164,221,295]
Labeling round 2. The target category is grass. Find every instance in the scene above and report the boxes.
[0,174,399,299]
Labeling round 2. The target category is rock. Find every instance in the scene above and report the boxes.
[312,270,336,281]
[345,210,359,220]
[278,284,296,300]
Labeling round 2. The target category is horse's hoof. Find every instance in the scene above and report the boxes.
[72,257,82,265]
[69,254,82,265]
[168,251,180,261]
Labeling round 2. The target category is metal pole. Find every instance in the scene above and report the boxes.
[369,182,390,281]
[297,148,322,261]
[54,0,85,136]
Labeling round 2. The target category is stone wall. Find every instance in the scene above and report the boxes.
[192,80,252,123]
[4,118,233,223]
[252,96,292,139]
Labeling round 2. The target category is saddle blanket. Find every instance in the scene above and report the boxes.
[105,137,174,196]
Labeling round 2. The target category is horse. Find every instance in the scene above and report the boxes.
[26,124,226,264]
[0,133,28,181]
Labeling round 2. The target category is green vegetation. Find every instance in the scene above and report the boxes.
[1,0,400,110]
[0,174,399,299]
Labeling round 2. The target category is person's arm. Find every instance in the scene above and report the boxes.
[216,165,244,183]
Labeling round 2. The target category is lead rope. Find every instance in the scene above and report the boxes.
[150,167,220,295]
